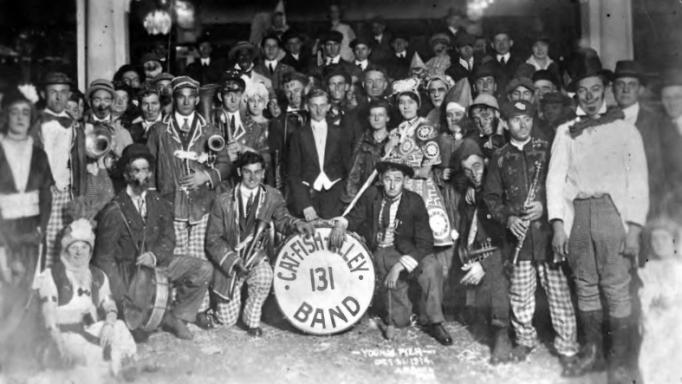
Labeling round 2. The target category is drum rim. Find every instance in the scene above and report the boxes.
[272,225,375,335]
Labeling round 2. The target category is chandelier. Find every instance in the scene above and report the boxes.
[143,9,172,35]
[467,0,495,20]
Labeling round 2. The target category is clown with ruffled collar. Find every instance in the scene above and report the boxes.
[38,219,137,379]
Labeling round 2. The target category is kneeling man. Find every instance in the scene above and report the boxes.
[330,158,453,345]
[205,152,313,336]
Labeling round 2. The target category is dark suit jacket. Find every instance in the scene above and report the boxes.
[311,59,357,82]
[634,105,666,214]
[386,53,411,81]
[457,188,508,271]
[369,33,393,68]
[281,52,312,74]
[287,119,351,214]
[446,58,479,83]
[93,190,175,301]
[489,53,524,93]
[659,117,682,195]
[184,58,225,85]
[346,187,434,262]
[253,61,295,91]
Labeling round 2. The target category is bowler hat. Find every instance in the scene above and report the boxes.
[532,69,561,88]
[455,32,476,48]
[501,100,536,119]
[613,60,647,85]
[282,29,303,43]
[171,76,200,93]
[452,138,484,167]
[118,143,155,170]
[505,77,535,95]
[320,30,343,44]
[86,79,115,101]
[42,72,72,87]
[350,36,372,50]
[228,41,258,62]
[324,64,351,84]
[471,63,498,82]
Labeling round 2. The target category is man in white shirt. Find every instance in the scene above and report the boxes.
[287,88,351,220]
[254,34,294,91]
[547,55,648,382]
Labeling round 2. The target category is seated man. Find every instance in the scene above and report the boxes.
[330,158,453,346]
[205,152,313,336]
[94,144,213,340]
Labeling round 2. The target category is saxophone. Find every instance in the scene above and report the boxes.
[511,160,543,265]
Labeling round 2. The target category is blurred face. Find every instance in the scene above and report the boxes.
[198,41,213,58]
[308,94,330,122]
[457,45,474,60]
[432,42,449,56]
[174,87,199,116]
[391,38,408,54]
[329,5,340,21]
[371,22,385,36]
[323,40,341,58]
[44,84,71,114]
[156,79,172,97]
[446,14,462,28]
[613,76,642,109]
[363,70,387,98]
[273,14,285,28]
[353,44,371,61]
[112,90,129,115]
[461,154,485,188]
[141,94,161,121]
[507,114,533,141]
[381,169,405,199]
[327,75,348,103]
[284,80,304,108]
[662,85,682,119]
[427,80,448,108]
[221,90,242,112]
[368,106,389,131]
[247,95,267,116]
[144,61,162,79]
[509,86,534,103]
[263,38,280,61]
[125,158,152,191]
[534,80,557,99]
[531,41,549,60]
[576,76,605,117]
[446,107,465,132]
[237,49,254,70]
[121,70,141,89]
[471,106,495,136]
[7,101,32,137]
[474,38,488,56]
[66,99,84,120]
[474,76,496,95]
[285,37,302,55]
[398,95,418,120]
[65,241,92,268]
[238,161,265,189]
[492,33,512,55]
[542,102,564,124]
[90,89,113,119]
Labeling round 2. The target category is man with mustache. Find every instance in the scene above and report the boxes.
[94,144,212,340]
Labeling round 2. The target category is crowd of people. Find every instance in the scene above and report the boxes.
[1,5,681,383]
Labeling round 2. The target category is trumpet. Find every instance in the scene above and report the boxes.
[85,124,112,159]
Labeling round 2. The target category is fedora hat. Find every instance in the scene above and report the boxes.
[613,60,646,85]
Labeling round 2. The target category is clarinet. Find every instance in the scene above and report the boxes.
[512,160,543,265]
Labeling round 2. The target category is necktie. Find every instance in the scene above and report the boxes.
[381,197,397,230]
[357,62,363,69]
[500,57,506,65]
[246,192,255,216]
[181,118,190,132]
[136,196,146,220]
[41,112,74,129]
[268,63,275,74]
[230,114,236,138]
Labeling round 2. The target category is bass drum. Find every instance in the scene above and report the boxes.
[273,227,375,335]
[123,266,170,332]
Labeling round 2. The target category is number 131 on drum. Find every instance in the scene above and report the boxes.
[273,227,375,335]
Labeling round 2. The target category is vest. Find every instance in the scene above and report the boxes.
[51,262,105,307]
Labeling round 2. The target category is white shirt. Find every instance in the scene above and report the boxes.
[396,51,407,59]
[510,137,531,151]
[355,59,368,71]
[497,52,511,64]
[374,34,383,43]
[265,59,278,71]
[291,53,300,61]
[223,110,244,139]
[547,105,649,237]
[525,56,554,71]
[201,58,210,66]
[42,109,73,191]
[459,57,474,71]
[310,119,336,190]
[325,55,341,66]
[91,113,111,123]
[239,184,258,215]
[448,26,459,36]
[142,115,162,132]
[622,102,640,126]
[174,111,196,131]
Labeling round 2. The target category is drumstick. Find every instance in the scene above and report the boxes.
[341,151,394,217]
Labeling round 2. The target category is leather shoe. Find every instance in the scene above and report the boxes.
[428,323,453,346]
[195,311,215,330]
[247,327,263,337]
[162,313,193,340]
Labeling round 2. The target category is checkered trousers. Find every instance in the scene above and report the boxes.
[214,261,273,328]
[510,260,579,356]
[45,188,71,267]
[174,214,210,311]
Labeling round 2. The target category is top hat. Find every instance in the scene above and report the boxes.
[566,50,612,92]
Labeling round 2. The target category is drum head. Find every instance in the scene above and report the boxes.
[273,227,375,335]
